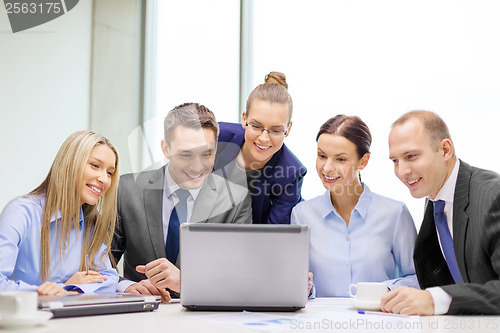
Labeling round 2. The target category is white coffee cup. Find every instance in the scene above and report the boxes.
[348,282,388,302]
[0,291,38,319]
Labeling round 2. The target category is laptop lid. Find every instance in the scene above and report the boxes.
[180,223,309,311]
[38,293,161,318]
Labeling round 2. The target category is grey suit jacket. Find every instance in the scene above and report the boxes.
[414,160,500,314]
[111,166,252,283]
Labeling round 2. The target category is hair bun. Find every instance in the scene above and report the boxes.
[264,71,288,89]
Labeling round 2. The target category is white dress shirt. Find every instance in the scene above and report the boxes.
[161,165,202,243]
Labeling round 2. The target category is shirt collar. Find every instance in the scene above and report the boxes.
[354,183,372,218]
[33,196,85,226]
[49,207,84,226]
[320,183,372,220]
[428,158,459,204]
[163,164,202,201]
[319,190,334,219]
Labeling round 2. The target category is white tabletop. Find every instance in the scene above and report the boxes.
[1,298,499,333]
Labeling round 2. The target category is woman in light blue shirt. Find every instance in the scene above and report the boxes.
[0,131,119,295]
[291,115,418,297]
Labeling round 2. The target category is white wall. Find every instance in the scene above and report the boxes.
[0,1,93,210]
[90,0,143,175]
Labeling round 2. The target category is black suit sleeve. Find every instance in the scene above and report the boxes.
[442,174,500,315]
[111,181,126,264]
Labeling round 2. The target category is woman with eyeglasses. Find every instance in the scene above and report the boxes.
[291,115,418,297]
[214,72,306,224]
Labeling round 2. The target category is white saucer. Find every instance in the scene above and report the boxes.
[347,298,381,311]
[0,311,53,328]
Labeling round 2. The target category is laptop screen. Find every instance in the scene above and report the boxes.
[180,223,309,311]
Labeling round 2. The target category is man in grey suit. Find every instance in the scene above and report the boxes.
[382,110,500,315]
[112,103,252,301]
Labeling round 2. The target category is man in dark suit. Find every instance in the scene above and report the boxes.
[112,103,252,301]
[381,110,500,315]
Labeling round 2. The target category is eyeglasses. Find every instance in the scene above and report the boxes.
[245,122,288,137]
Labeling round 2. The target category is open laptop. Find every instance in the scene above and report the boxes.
[38,293,161,318]
[180,223,309,311]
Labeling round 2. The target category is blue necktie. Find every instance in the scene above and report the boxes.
[433,200,463,283]
[165,189,190,264]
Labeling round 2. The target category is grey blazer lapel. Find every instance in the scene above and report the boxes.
[190,174,218,223]
[144,166,167,258]
[453,160,472,282]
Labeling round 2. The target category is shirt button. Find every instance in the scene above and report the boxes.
[345,262,349,266]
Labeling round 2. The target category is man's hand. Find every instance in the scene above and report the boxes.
[380,287,435,315]
[36,282,79,296]
[125,279,171,303]
[136,258,180,293]
[65,271,107,285]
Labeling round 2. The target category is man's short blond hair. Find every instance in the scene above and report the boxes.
[392,110,454,155]
[163,103,219,144]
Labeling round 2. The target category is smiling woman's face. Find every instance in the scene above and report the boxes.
[316,133,368,193]
[80,144,116,206]
[241,99,291,169]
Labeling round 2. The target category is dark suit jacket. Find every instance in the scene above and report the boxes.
[414,160,500,314]
[111,166,252,283]
[215,122,307,224]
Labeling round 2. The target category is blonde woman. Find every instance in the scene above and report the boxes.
[0,131,119,295]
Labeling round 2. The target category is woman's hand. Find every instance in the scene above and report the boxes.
[308,272,314,296]
[36,282,78,296]
[64,270,108,285]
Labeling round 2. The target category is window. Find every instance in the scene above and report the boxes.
[250,0,500,226]
[137,0,240,172]
[148,0,500,227]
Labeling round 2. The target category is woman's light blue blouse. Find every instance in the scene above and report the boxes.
[291,184,419,297]
[0,196,118,293]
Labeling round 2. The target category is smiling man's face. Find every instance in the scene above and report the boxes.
[162,125,216,189]
[388,118,449,199]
